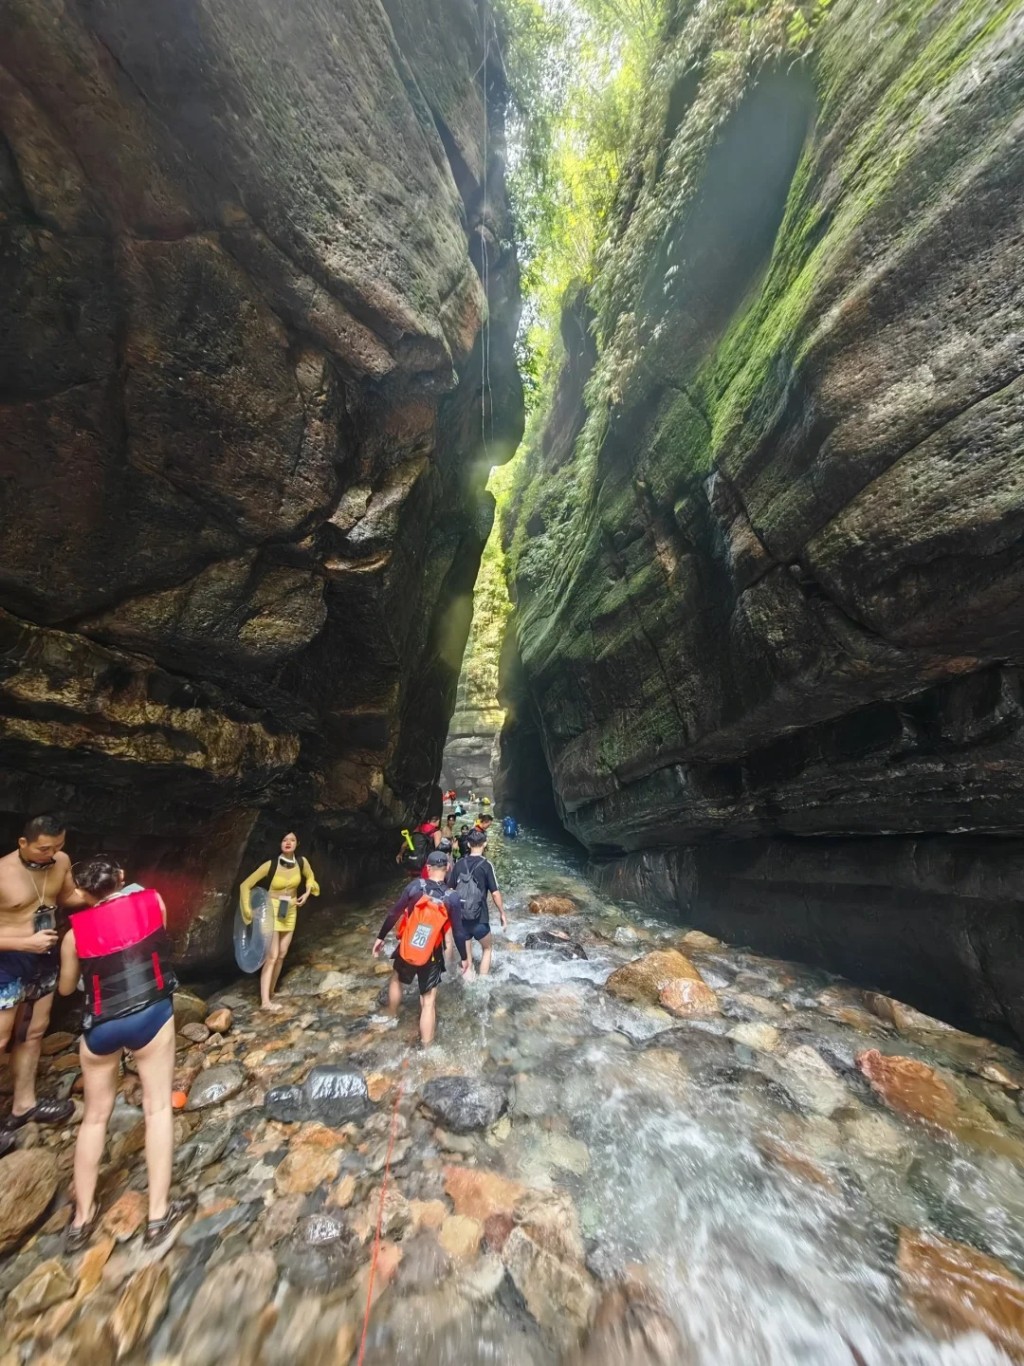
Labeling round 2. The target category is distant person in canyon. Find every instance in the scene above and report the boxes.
[239,833,320,1011]
[448,828,506,977]
[373,850,471,1045]
[395,821,442,876]
[0,815,86,1146]
[59,855,194,1251]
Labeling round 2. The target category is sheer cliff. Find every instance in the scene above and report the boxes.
[0,0,523,961]
[503,0,1024,1038]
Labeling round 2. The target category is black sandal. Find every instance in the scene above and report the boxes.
[64,1209,97,1255]
[1,1097,75,1131]
[143,1195,196,1248]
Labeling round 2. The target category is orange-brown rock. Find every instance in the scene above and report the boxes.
[204,1008,233,1034]
[756,1136,838,1193]
[111,1263,171,1358]
[899,1229,1024,1360]
[659,977,720,1019]
[438,1214,484,1262]
[570,1280,693,1366]
[102,1190,148,1243]
[0,1150,58,1253]
[528,896,578,917]
[274,1145,340,1196]
[606,950,716,1014]
[857,1050,1024,1161]
[444,1166,527,1223]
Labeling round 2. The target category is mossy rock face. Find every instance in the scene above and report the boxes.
[506,0,1024,853]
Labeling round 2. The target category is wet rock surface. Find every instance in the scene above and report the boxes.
[420,1077,510,1134]
[3,830,1024,1363]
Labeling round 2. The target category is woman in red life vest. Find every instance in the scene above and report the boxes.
[58,856,194,1252]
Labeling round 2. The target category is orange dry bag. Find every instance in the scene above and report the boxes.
[397,888,450,966]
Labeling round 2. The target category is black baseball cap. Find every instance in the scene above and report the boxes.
[425,851,450,867]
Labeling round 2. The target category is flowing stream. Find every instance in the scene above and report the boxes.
[4,827,1024,1363]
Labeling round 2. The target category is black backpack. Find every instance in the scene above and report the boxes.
[454,859,487,923]
[404,829,433,868]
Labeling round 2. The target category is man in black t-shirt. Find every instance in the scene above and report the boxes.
[447,830,506,977]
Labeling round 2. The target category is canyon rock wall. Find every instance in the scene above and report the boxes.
[504,0,1024,1037]
[0,0,522,962]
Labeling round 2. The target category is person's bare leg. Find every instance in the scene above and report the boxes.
[271,930,293,995]
[419,988,437,1046]
[387,972,402,1016]
[479,933,494,977]
[73,1041,120,1225]
[11,991,54,1115]
[260,933,281,1010]
[134,1016,176,1222]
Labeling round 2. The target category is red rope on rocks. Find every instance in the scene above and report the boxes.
[356,1062,407,1366]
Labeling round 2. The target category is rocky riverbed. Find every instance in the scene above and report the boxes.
[3,831,1024,1363]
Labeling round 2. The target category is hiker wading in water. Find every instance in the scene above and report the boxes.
[373,851,470,1045]
[239,832,319,1011]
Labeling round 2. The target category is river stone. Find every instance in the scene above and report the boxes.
[173,991,208,1029]
[0,1148,58,1252]
[778,1046,850,1117]
[528,896,578,917]
[503,1225,596,1354]
[571,1281,693,1366]
[524,931,588,959]
[204,1008,233,1034]
[444,1166,526,1223]
[7,1258,76,1318]
[111,1263,171,1358]
[264,1067,370,1125]
[305,1067,371,1125]
[173,1252,278,1361]
[181,1022,210,1044]
[420,1077,509,1133]
[898,1228,1024,1359]
[186,1064,245,1110]
[606,950,716,1016]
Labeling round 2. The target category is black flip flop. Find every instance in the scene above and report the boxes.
[0,1131,15,1159]
[1,1097,75,1131]
[143,1195,196,1248]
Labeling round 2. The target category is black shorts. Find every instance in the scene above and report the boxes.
[393,949,444,994]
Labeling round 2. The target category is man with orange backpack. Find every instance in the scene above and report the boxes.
[372,851,471,1045]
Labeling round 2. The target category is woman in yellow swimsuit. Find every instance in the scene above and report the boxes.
[239,832,319,1011]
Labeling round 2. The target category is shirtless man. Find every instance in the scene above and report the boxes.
[0,815,84,1137]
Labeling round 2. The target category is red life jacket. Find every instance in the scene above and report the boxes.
[71,888,177,1025]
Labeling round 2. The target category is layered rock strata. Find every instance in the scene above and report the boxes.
[504,0,1024,1037]
[0,0,522,961]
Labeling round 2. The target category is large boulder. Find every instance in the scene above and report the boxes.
[502,0,1024,1042]
[606,950,718,1018]
[0,0,523,964]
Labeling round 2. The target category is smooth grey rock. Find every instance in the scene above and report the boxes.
[420,1076,509,1134]
[186,1064,245,1111]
